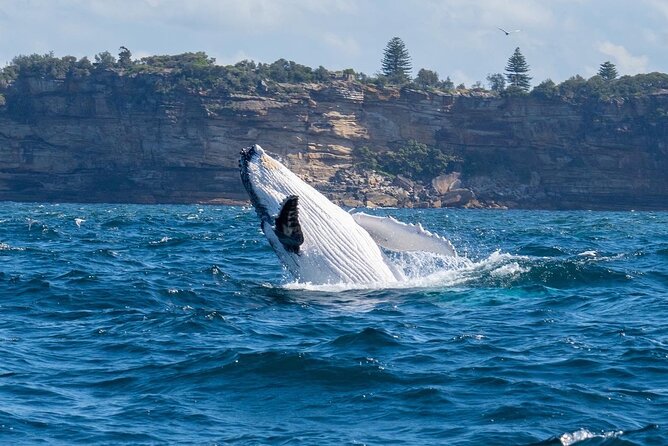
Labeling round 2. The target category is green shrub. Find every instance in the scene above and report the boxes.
[354,140,458,182]
[352,146,379,171]
[414,68,439,89]
[11,52,75,78]
[2,49,668,103]
[531,79,557,99]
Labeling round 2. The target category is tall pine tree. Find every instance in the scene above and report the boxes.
[505,47,531,92]
[598,61,618,81]
[381,37,412,84]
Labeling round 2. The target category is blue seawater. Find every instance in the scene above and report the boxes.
[0,203,666,445]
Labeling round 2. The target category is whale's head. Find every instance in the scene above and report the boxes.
[240,144,298,223]
[239,144,269,221]
[239,144,307,260]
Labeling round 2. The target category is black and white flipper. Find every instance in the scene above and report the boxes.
[274,195,304,253]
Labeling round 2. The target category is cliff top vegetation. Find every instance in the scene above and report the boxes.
[1,47,668,105]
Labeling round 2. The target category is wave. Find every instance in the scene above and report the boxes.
[218,350,400,386]
[530,424,660,445]
[0,242,25,251]
[282,245,634,293]
[147,236,188,248]
[326,327,403,349]
[283,251,526,292]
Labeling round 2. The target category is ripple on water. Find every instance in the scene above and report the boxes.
[326,327,403,349]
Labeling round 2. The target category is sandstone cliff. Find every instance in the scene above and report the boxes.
[0,72,666,209]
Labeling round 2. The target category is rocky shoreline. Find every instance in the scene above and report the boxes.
[318,169,485,209]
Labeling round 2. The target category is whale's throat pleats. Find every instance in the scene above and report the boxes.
[274,195,304,253]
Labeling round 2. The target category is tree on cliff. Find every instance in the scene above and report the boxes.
[94,51,116,70]
[486,73,506,92]
[531,79,558,99]
[118,46,133,68]
[414,68,439,88]
[441,76,455,90]
[381,37,412,84]
[314,65,331,82]
[9,53,70,78]
[504,47,531,93]
[263,59,315,83]
[598,61,618,81]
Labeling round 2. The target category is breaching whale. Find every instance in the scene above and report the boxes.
[239,144,457,285]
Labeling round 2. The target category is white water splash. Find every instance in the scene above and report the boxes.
[283,250,529,292]
[490,261,529,278]
[149,236,172,245]
[559,428,623,445]
[0,242,24,251]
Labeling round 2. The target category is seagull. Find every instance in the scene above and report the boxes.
[498,27,521,36]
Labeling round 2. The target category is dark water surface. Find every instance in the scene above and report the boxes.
[0,203,666,445]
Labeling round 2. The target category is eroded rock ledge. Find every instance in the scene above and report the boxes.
[0,74,666,210]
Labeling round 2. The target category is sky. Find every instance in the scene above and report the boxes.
[0,0,666,86]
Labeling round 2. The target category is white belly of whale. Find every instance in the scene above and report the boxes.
[240,144,455,285]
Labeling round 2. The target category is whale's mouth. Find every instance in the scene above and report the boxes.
[239,145,270,222]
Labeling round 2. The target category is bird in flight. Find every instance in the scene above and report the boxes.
[498,27,521,36]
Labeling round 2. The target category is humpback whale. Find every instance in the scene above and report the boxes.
[239,144,457,285]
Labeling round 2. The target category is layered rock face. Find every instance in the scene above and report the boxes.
[0,73,666,209]
[441,94,668,209]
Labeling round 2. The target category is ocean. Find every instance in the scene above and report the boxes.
[0,203,666,445]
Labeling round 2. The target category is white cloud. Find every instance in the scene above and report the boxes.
[641,28,668,47]
[78,0,357,32]
[425,0,556,29]
[451,69,475,87]
[643,0,668,20]
[132,50,154,60]
[322,33,361,58]
[583,65,598,78]
[597,41,648,75]
[215,50,257,66]
[296,0,358,15]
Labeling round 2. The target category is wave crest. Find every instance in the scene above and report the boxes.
[283,250,528,292]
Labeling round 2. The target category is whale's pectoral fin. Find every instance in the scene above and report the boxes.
[352,212,457,257]
[274,195,304,253]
